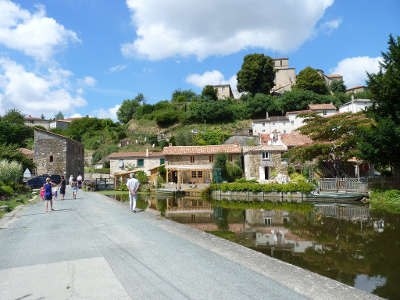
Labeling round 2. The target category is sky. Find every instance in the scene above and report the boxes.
[0,0,399,120]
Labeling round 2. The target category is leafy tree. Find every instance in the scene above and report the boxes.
[117,93,143,124]
[329,79,346,94]
[295,67,328,95]
[154,110,179,127]
[214,153,228,180]
[189,99,233,123]
[2,109,25,125]
[171,89,196,103]
[201,85,218,100]
[278,89,335,113]
[193,129,231,145]
[55,111,64,120]
[246,93,280,118]
[287,112,373,177]
[358,35,400,175]
[0,120,33,147]
[135,171,149,185]
[175,130,193,146]
[0,144,35,172]
[237,54,275,95]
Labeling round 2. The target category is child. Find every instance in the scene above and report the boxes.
[53,184,58,201]
[40,184,45,200]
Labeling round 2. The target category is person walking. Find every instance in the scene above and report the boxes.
[77,174,83,189]
[44,177,56,212]
[69,174,74,186]
[127,173,140,213]
[60,176,66,200]
[71,176,78,199]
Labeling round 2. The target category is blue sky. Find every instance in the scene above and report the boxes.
[0,0,399,119]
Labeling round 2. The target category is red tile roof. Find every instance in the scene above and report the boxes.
[308,103,337,110]
[346,85,366,91]
[243,145,287,152]
[108,151,164,159]
[18,148,33,159]
[281,131,313,147]
[326,74,342,78]
[163,144,241,155]
[286,110,312,115]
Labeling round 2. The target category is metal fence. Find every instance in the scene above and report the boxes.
[319,178,369,193]
[95,178,114,191]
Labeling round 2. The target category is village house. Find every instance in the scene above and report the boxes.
[345,85,367,94]
[108,149,164,176]
[252,103,337,135]
[212,84,234,99]
[317,70,343,87]
[162,144,242,185]
[24,115,50,129]
[33,128,84,179]
[243,132,287,182]
[338,98,372,113]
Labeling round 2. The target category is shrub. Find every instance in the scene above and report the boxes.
[0,185,14,196]
[0,160,22,185]
[135,171,149,185]
[210,182,314,193]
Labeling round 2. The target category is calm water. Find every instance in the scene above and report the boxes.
[107,192,400,300]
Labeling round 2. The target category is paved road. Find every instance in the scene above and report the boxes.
[0,188,379,300]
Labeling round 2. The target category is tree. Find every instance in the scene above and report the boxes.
[154,110,179,127]
[2,109,25,125]
[117,94,143,124]
[171,89,196,103]
[329,79,346,94]
[0,144,35,172]
[278,89,339,113]
[201,85,218,100]
[237,54,275,95]
[0,120,33,147]
[55,111,64,120]
[295,67,328,95]
[358,35,400,175]
[193,129,231,145]
[246,93,279,118]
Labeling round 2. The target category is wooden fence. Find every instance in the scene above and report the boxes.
[319,178,368,193]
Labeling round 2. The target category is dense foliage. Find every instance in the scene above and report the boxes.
[237,54,275,95]
[370,190,400,214]
[0,110,33,147]
[295,67,328,94]
[210,182,314,193]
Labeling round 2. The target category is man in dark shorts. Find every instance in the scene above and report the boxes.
[60,176,66,200]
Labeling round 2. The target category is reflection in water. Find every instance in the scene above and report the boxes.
[106,191,400,299]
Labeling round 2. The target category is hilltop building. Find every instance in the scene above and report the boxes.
[24,116,50,129]
[345,86,367,94]
[33,128,84,179]
[212,84,234,99]
[271,58,297,94]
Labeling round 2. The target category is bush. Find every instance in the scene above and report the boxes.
[155,110,179,127]
[0,185,14,196]
[135,171,149,185]
[210,182,314,193]
[0,160,22,185]
[370,190,400,214]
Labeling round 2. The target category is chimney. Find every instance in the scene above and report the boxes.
[146,148,149,157]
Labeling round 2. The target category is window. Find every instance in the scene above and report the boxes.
[209,155,213,163]
[229,154,233,162]
[119,160,124,168]
[264,218,272,225]
[262,152,270,160]
[192,171,197,178]
[49,155,53,162]
[197,171,203,178]
[137,159,144,167]
[190,156,195,163]
[221,86,225,92]
[265,167,270,180]
[160,158,165,165]
[323,110,327,115]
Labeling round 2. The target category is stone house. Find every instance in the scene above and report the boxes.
[108,150,164,176]
[24,116,50,129]
[345,85,367,94]
[338,98,372,113]
[163,144,242,184]
[252,103,337,135]
[212,84,234,99]
[271,58,296,94]
[317,70,343,87]
[33,128,84,179]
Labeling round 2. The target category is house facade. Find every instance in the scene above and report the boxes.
[24,116,50,129]
[345,85,367,94]
[339,98,372,113]
[212,84,234,99]
[271,58,296,94]
[33,128,84,179]
[163,144,242,184]
[109,150,164,176]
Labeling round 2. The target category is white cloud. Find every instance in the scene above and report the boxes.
[122,0,334,60]
[0,58,87,116]
[0,0,80,60]
[186,70,239,97]
[109,64,127,73]
[80,76,97,87]
[92,104,121,121]
[321,18,342,34]
[332,56,382,87]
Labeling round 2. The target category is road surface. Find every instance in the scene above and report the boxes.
[0,188,379,300]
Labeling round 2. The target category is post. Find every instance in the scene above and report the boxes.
[166,168,169,184]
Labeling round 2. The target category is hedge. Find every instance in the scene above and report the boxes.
[210,182,315,193]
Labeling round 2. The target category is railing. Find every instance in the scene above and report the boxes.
[95,178,114,191]
[319,178,369,193]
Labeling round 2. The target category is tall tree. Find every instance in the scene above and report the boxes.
[55,111,64,120]
[116,93,143,124]
[2,109,25,125]
[358,35,400,175]
[237,54,275,95]
[201,85,218,100]
[295,67,328,95]
[329,79,346,94]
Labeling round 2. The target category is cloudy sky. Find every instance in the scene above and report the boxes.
[0,0,398,119]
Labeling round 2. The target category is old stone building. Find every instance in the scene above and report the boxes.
[212,84,234,99]
[33,128,84,179]
[108,150,164,176]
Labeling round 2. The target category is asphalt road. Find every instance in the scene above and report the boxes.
[0,188,379,300]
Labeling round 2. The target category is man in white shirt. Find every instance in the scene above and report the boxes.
[126,173,140,213]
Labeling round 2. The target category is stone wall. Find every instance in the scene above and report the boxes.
[244,151,284,182]
[110,157,163,176]
[66,139,84,179]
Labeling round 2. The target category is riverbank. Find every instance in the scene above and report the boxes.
[369,189,400,214]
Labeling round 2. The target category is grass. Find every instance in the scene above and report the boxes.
[206,230,236,241]
[0,192,34,218]
[369,190,400,214]
[97,190,129,196]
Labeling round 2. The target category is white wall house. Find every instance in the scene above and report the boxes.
[24,116,50,129]
[339,99,372,113]
[252,103,337,135]
[109,150,164,176]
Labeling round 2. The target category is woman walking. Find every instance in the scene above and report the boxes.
[44,177,56,212]
[60,176,66,200]
[71,176,78,199]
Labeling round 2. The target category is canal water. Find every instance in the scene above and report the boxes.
[107,192,400,300]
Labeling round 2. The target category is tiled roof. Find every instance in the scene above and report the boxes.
[108,151,164,159]
[243,145,287,153]
[308,103,337,110]
[286,110,312,115]
[281,131,313,147]
[346,85,366,91]
[326,74,342,78]
[18,148,33,158]
[253,116,289,122]
[165,164,213,170]
[34,128,80,143]
[163,144,241,155]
